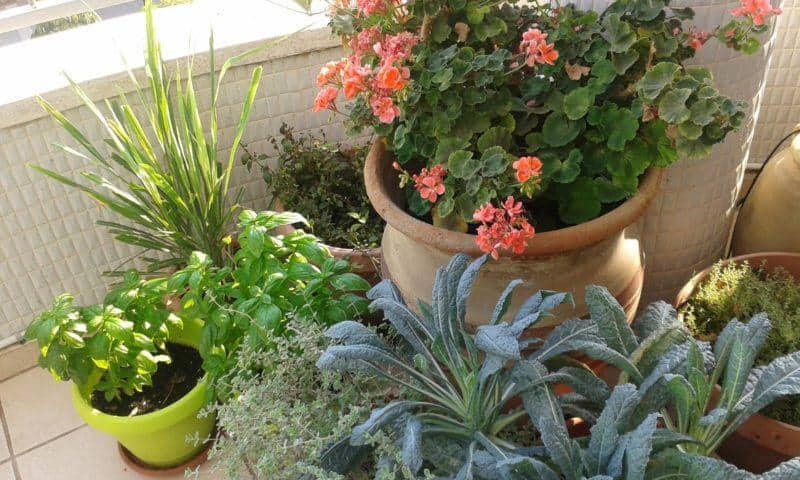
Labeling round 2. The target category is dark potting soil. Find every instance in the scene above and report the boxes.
[91,343,203,417]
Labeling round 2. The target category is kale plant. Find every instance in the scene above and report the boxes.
[317,254,800,478]
[567,287,800,457]
[318,254,575,476]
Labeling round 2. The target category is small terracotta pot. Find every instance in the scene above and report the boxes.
[271,200,382,282]
[365,138,664,331]
[674,252,800,473]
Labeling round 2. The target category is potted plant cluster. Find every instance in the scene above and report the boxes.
[242,124,384,280]
[676,253,800,472]
[25,209,372,470]
[25,2,376,472]
[314,0,780,329]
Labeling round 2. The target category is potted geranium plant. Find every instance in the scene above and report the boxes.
[242,125,384,281]
[313,0,780,329]
[675,253,800,472]
[25,273,215,470]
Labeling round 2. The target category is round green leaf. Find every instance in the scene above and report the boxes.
[542,112,584,147]
[448,150,480,179]
[658,88,693,124]
[601,14,637,53]
[637,62,680,100]
[563,87,595,120]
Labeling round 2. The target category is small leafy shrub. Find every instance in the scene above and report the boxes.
[206,323,393,480]
[167,210,371,397]
[681,260,800,425]
[25,272,181,401]
[243,125,384,250]
[315,0,780,257]
[32,2,262,274]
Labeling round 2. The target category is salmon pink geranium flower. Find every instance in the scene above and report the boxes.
[732,0,782,25]
[370,96,401,124]
[519,27,559,67]
[513,156,543,183]
[474,197,535,259]
[413,165,447,203]
[312,86,339,112]
[375,65,409,91]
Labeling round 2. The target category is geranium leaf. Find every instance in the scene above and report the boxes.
[448,150,480,179]
[543,112,584,147]
[601,14,637,52]
[658,88,692,123]
[637,62,680,100]
[564,87,595,120]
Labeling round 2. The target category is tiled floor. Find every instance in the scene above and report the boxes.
[0,368,222,479]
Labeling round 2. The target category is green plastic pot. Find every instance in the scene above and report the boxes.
[71,318,215,469]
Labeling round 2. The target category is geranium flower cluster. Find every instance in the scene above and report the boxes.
[474,197,536,260]
[413,165,447,203]
[732,0,782,26]
[518,27,559,67]
[513,156,543,198]
[313,30,418,124]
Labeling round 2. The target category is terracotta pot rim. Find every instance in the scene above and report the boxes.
[364,138,664,257]
[673,252,800,307]
[676,252,800,452]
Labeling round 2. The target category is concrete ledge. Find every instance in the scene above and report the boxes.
[0,0,337,129]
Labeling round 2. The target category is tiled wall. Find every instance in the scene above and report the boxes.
[751,0,800,164]
[0,45,345,341]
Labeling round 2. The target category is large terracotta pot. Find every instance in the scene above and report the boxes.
[675,252,800,473]
[731,133,800,256]
[365,139,664,331]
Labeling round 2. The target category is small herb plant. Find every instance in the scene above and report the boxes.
[206,323,393,480]
[166,210,372,397]
[315,0,780,257]
[25,272,182,401]
[243,125,384,251]
[681,260,800,425]
[32,2,262,274]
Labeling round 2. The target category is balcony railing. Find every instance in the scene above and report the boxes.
[0,0,134,33]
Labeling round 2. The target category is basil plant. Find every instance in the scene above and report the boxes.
[168,210,371,399]
[26,272,182,401]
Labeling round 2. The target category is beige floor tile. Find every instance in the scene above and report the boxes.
[0,462,14,480]
[17,426,220,480]
[0,368,82,453]
[0,421,10,462]
[0,343,38,382]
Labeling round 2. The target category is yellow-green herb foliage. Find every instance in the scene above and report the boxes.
[681,260,800,425]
